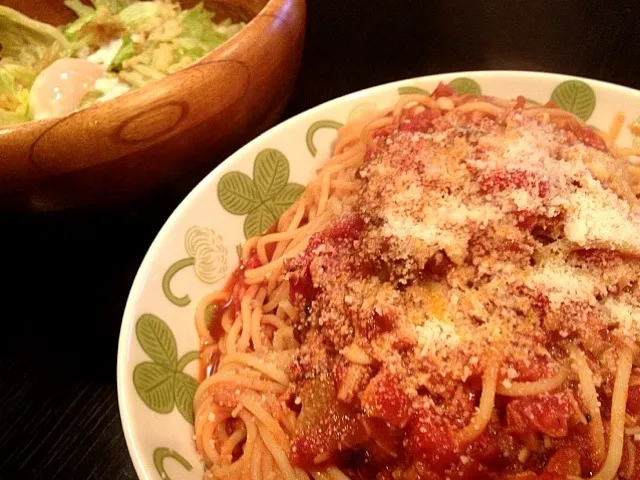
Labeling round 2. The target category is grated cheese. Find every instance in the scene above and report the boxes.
[605,298,640,336]
[382,200,503,265]
[526,261,599,307]
[564,187,640,254]
[286,100,640,432]
[416,318,461,357]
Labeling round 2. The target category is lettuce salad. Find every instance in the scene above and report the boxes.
[0,0,244,125]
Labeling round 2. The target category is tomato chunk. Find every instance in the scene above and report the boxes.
[506,393,572,438]
[545,447,581,476]
[432,82,455,99]
[538,473,566,480]
[398,108,442,133]
[572,125,608,152]
[627,385,640,415]
[464,424,518,466]
[288,216,364,303]
[406,410,457,472]
[361,370,411,427]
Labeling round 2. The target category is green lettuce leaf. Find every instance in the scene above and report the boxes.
[0,6,69,70]
[92,0,132,14]
[62,14,95,42]
[62,0,99,42]
[118,1,161,27]
[178,2,243,50]
[64,0,95,18]
[110,34,135,70]
[178,2,214,41]
[1,63,37,88]
[61,1,123,53]
[172,36,207,59]
[0,66,32,125]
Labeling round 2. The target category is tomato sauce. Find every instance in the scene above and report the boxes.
[199,251,262,380]
[201,87,640,480]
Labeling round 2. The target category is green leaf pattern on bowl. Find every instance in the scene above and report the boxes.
[217,149,305,239]
[153,447,193,479]
[448,77,481,95]
[397,86,430,96]
[305,120,344,156]
[217,172,260,215]
[306,104,389,157]
[550,80,596,121]
[397,77,482,96]
[133,314,199,423]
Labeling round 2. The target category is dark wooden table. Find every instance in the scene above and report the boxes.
[2,0,639,478]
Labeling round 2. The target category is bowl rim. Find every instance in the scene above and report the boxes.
[0,0,283,132]
[116,70,640,480]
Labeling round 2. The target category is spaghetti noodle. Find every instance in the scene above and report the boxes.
[194,85,640,479]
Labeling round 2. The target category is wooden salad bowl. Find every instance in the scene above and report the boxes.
[0,0,306,211]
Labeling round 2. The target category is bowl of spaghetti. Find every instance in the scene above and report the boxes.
[118,71,640,480]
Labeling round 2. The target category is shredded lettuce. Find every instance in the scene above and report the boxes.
[62,15,93,41]
[178,3,214,41]
[105,1,244,88]
[0,67,32,124]
[118,1,161,27]
[173,2,244,64]
[61,1,243,84]
[0,6,69,69]
[91,0,132,14]
[62,0,96,42]
[173,36,206,59]
[178,2,242,49]
[110,34,136,70]
[0,5,70,124]
[2,63,37,88]
[62,0,131,47]
[64,0,95,18]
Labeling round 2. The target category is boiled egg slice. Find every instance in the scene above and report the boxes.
[30,58,105,121]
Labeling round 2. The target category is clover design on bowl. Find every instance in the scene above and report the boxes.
[217,148,305,240]
[133,314,200,423]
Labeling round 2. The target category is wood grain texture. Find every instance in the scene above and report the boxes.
[1,0,640,478]
[0,0,306,211]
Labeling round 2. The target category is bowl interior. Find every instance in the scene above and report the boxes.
[117,71,640,480]
[1,0,266,25]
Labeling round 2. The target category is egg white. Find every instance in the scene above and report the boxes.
[30,41,133,120]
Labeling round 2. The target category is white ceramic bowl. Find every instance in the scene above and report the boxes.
[117,71,640,480]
